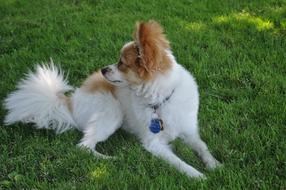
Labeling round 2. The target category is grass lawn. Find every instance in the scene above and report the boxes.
[1,0,286,189]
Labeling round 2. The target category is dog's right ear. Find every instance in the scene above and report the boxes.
[133,20,170,78]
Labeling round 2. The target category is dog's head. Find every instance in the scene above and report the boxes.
[101,20,172,87]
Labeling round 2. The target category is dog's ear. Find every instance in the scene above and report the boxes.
[133,20,170,79]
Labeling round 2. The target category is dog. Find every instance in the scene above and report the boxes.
[4,20,221,178]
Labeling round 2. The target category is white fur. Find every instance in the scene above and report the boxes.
[110,51,221,178]
[72,89,123,157]
[4,50,221,178]
[4,61,76,133]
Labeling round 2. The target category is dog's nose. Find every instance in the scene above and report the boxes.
[101,67,111,75]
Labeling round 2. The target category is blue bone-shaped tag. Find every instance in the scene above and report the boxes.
[149,118,163,134]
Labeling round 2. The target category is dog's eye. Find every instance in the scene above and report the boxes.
[118,60,128,71]
[118,60,123,67]
[117,60,123,68]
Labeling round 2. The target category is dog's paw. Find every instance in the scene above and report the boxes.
[206,159,223,170]
[92,151,115,159]
[185,169,206,179]
[76,143,115,159]
[195,173,207,180]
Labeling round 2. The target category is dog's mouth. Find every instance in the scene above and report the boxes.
[103,76,122,84]
[109,79,122,83]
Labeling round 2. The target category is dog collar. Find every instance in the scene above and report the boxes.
[148,89,175,134]
[148,89,175,110]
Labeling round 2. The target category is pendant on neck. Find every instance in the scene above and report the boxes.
[149,112,164,134]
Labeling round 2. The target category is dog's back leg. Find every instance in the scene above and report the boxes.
[77,103,123,159]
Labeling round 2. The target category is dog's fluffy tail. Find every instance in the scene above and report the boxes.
[4,60,76,133]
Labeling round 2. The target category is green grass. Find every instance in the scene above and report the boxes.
[1,0,286,189]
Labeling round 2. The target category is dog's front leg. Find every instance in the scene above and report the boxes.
[143,138,205,179]
[179,115,222,170]
[181,133,222,170]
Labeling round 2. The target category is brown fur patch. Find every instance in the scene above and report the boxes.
[120,42,138,73]
[81,71,116,96]
[133,20,172,80]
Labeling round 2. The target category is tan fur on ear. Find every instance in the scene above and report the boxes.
[134,20,171,80]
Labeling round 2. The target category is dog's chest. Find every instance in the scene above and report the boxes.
[118,91,179,140]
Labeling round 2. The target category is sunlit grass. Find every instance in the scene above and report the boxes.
[281,20,286,30]
[90,164,109,181]
[213,12,274,31]
[185,22,207,32]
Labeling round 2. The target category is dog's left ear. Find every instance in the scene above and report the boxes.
[134,20,170,78]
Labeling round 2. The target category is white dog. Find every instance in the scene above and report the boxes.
[4,20,221,178]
